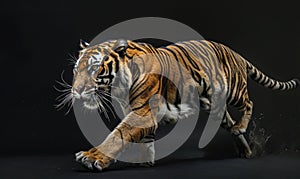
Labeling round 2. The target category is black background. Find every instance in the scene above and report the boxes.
[1,0,300,178]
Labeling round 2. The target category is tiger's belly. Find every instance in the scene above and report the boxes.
[158,102,194,125]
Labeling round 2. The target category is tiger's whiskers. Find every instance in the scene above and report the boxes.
[54,71,74,115]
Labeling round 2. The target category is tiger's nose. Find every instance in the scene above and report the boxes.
[75,85,85,94]
[73,85,85,98]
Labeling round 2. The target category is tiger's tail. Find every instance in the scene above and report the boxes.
[246,60,299,90]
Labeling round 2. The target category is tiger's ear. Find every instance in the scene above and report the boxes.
[79,39,89,49]
[112,39,128,57]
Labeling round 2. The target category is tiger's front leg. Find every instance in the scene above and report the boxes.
[75,110,158,171]
[137,134,155,167]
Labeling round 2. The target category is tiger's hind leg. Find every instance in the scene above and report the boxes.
[231,99,253,135]
[230,94,253,158]
[221,109,252,158]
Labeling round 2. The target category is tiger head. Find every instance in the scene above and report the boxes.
[72,39,129,110]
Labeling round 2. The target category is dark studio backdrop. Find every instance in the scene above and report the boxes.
[1,0,300,178]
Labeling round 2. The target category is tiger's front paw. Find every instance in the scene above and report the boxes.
[75,149,114,171]
[139,161,155,167]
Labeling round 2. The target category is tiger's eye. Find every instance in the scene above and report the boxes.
[92,65,98,71]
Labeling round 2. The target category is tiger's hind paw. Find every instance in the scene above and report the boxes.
[231,123,246,136]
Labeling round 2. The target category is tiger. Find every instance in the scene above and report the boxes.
[64,38,299,171]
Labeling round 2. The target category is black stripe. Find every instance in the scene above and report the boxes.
[279,82,284,89]
[162,48,185,95]
[174,44,200,71]
[269,81,276,88]
[131,101,151,112]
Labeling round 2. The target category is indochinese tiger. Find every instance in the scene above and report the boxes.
[60,39,299,171]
